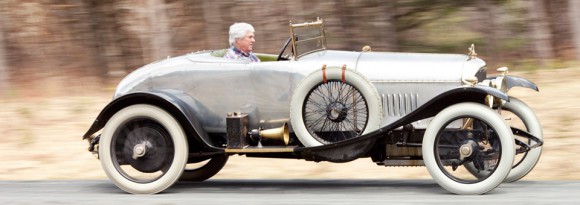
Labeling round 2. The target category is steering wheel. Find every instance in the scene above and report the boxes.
[277,37,292,61]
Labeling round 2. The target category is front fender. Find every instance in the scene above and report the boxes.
[82,91,222,152]
[505,75,539,92]
[488,75,539,92]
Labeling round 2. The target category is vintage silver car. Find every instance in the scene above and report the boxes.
[83,19,543,195]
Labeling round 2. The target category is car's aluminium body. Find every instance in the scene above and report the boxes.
[83,18,543,195]
[112,49,486,130]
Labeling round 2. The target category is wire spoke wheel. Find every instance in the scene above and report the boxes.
[290,67,381,147]
[302,80,369,144]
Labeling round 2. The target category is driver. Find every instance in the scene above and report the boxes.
[224,22,260,62]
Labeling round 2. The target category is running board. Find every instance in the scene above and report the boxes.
[377,159,425,167]
[225,146,297,154]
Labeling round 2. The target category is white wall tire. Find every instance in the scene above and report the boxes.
[466,97,543,182]
[423,103,515,195]
[290,67,382,147]
[501,97,542,182]
[99,104,188,194]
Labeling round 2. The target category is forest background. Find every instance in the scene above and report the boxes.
[1,0,580,180]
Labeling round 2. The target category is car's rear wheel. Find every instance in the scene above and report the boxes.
[423,103,514,195]
[179,155,228,181]
[99,104,188,194]
[290,67,382,147]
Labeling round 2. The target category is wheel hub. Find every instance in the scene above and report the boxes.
[460,144,472,156]
[121,125,172,173]
[327,102,348,122]
[132,142,149,160]
[459,140,479,160]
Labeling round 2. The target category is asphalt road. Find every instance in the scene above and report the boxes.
[0,180,578,204]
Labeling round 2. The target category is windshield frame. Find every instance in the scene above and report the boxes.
[290,18,327,60]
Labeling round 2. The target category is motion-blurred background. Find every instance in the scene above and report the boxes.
[0,0,579,180]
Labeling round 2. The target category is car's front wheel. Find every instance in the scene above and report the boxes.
[99,104,188,194]
[423,103,514,195]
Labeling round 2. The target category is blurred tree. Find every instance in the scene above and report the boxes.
[201,0,228,50]
[570,0,580,60]
[0,0,578,88]
[527,0,554,67]
[87,0,110,79]
[395,0,473,32]
[379,1,398,50]
[336,0,397,51]
[393,0,480,53]
[546,0,575,61]
[147,0,172,60]
[476,0,501,69]
[0,19,8,95]
[88,0,154,77]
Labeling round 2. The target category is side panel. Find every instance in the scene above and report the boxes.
[373,82,459,126]
[120,60,301,133]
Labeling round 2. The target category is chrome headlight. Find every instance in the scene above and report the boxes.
[480,67,510,107]
[491,76,508,93]
[480,67,509,93]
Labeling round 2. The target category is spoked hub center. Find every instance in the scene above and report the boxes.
[301,80,370,144]
[327,102,348,122]
[132,141,150,160]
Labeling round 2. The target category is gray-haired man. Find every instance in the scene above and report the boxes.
[224,22,260,62]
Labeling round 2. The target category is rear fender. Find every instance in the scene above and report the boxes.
[82,91,222,152]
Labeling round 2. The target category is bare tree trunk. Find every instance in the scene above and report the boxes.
[0,20,8,95]
[375,1,398,51]
[528,0,554,67]
[337,0,357,50]
[202,1,225,49]
[147,0,172,60]
[478,0,500,69]
[570,0,580,61]
[87,0,109,80]
[546,0,574,60]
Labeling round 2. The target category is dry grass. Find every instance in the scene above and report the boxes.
[1,67,579,180]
